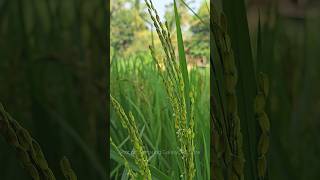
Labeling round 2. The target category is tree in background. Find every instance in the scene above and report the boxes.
[111,0,210,66]
[111,0,150,57]
[186,1,210,62]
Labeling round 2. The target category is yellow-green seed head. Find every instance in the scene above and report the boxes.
[258,134,269,155]
[258,112,270,133]
[227,94,238,114]
[254,94,265,114]
[223,53,236,74]
[25,164,40,180]
[257,156,267,178]
[31,140,49,170]
[16,128,33,151]
[225,75,237,93]
[16,148,31,164]
[258,73,269,97]
[4,125,20,147]
[60,156,77,180]
[43,169,56,180]
[232,156,244,176]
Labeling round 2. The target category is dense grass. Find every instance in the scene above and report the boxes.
[110,53,210,179]
[110,1,210,179]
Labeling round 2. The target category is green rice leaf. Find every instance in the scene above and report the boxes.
[222,0,258,179]
[173,0,190,121]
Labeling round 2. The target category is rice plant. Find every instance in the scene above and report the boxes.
[212,0,320,179]
[211,5,245,180]
[111,95,151,179]
[0,103,77,180]
[211,2,270,180]
[110,0,210,179]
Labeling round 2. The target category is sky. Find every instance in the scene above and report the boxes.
[152,0,205,20]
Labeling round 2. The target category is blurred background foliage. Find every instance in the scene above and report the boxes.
[111,0,209,64]
[247,0,320,179]
[0,0,106,179]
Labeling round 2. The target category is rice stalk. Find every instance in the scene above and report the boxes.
[0,103,78,180]
[145,0,195,179]
[211,5,245,180]
[220,0,259,179]
[110,95,151,180]
[110,137,137,179]
[0,103,56,180]
[60,156,78,180]
[254,73,270,179]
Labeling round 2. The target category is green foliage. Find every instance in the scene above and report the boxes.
[186,1,210,58]
[111,8,135,51]
[111,0,210,62]
[111,0,150,56]
[110,55,209,180]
